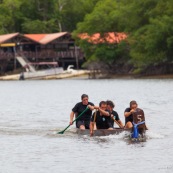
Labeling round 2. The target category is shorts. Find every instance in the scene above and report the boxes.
[76,120,90,129]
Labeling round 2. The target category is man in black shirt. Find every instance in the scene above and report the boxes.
[90,101,113,136]
[124,100,138,129]
[106,100,124,128]
[70,94,94,129]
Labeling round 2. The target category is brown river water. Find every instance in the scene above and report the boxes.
[0,79,173,173]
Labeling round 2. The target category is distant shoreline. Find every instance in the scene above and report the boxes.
[93,73,173,79]
[0,72,173,80]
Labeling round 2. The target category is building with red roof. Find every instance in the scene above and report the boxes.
[79,32,127,44]
[0,32,84,74]
[0,32,127,74]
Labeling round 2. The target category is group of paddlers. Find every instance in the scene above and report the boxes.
[70,94,147,136]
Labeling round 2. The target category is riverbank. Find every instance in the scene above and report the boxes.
[103,74,173,79]
[0,71,173,80]
[89,72,173,79]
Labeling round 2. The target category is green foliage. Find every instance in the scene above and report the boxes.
[0,0,23,33]
[73,0,130,69]
[0,0,100,33]
[22,19,58,33]
[75,0,118,34]
[61,0,100,31]
[74,0,173,73]
[0,0,173,73]
[129,1,173,68]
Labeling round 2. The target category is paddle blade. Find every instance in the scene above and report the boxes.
[57,107,89,135]
[57,131,64,134]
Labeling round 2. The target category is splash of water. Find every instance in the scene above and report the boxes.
[145,131,164,139]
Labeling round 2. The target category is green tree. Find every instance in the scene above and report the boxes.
[74,0,173,74]
[73,0,130,71]
[60,0,101,32]
[20,0,60,33]
[0,0,23,33]
[129,0,173,70]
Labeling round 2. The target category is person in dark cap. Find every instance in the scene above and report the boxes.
[124,100,138,129]
[69,94,95,129]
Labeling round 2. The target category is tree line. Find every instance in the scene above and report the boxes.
[1,0,173,75]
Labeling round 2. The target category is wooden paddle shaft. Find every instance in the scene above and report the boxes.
[112,117,123,128]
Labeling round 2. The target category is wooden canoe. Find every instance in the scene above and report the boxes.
[76,128,131,136]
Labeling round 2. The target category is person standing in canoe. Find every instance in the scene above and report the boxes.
[106,100,124,128]
[90,101,113,136]
[70,94,95,129]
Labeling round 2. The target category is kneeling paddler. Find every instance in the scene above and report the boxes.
[90,101,113,136]
[106,100,124,128]
[69,94,95,130]
[124,100,148,136]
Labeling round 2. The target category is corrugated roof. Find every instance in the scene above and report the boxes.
[79,32,127,44]
[24,32,68,45]
[0,33,19,44]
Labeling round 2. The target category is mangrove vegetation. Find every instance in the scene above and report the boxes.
[0,0,173,75]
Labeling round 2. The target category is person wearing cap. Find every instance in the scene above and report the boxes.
[124,100,138,129]
[106,100,124,128]
[70,94,95,129]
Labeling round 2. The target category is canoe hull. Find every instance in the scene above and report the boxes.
[76,128,131,136]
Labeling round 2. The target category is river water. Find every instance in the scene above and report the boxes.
[0,78,173,173]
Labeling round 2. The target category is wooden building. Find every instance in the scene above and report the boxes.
[0,32,85,75]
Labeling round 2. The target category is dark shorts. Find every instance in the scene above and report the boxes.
[76,120,90,129]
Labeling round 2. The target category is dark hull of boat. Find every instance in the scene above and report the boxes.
[76,128,131,136]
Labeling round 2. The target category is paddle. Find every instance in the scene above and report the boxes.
[111,116,124,129]
[90,110,97,137]
[58,107,89,134]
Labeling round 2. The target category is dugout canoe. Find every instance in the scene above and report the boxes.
[76,128,131,136]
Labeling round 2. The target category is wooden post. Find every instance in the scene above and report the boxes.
[13,46,17,70]
[75,45,79,69]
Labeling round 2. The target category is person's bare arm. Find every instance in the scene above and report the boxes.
[90,122,94,136]
[94,106,109,116]
[118,120,124,128]
[99,109,110,116]
[69,111,75,125]
[124,109,135,117]
[88,104,95,111]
